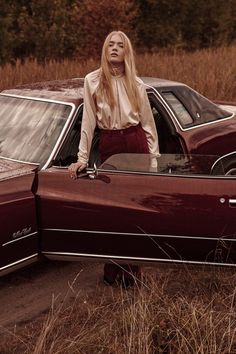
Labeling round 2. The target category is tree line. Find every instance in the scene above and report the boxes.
[0,0,235,64]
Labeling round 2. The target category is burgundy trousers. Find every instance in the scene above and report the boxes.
[99,123,149,284]
[99,123,149,163]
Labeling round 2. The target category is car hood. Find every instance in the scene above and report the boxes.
[0,158,38,181]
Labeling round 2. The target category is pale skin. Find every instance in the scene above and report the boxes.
[68,33,125,179]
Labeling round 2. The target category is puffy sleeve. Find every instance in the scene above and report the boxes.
[77,75,97,164]
[139,82,161,165]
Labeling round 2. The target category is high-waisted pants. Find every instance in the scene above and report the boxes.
[99,123,149,284]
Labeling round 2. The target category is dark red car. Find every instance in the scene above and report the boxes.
[1,77,236,276]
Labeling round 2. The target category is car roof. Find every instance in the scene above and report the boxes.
[1,77,184,105]
[142,76,184,89]
[1,78,85,105]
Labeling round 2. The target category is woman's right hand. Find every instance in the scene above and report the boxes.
[68,161,87,179]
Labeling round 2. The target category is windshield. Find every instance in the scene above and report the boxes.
[0,95,72,166]
[100,153,224,176]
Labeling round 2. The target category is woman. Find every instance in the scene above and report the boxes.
[69,30,160,288]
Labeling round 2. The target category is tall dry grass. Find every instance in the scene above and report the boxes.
[136,45,236,102]
[0,45,235,101]
[1,265,236,354]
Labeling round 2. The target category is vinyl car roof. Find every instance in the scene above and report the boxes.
[2,77,184,105]
[2,78,85,105]
[142,77,184,89]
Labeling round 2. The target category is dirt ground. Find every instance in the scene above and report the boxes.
[1,260,236,353]
[0,260,104,330]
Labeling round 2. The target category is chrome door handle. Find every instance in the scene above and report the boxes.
[87,163,98,179]
[229,199,236,207]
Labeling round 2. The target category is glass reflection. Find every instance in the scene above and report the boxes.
[0,95,72,166]
[101,153,225,176]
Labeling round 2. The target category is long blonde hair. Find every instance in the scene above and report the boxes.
[97,31,141,112]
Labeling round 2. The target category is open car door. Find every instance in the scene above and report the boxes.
[37,153,236,266]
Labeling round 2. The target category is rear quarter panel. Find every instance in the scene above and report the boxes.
[178,117,236,156]
[0,172,39,272]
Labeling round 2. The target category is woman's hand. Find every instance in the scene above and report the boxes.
[149,156,159,172]
[68,161,87,179]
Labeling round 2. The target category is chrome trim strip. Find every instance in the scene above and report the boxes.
[49,163,236,180]
[182,112,234,131]
[211,151,236,171]
[42,228,236,242]
[99,165,236,179]
[41,104,82,170]
[0,156,39,166]
[41,104,77,170]
[0,196,34,206]
[146,84,235,132]
[2,232,38,247]
[97,167,196,178]
[0,253,38,272]
[145,85,179,131]
[229,199,236,205]
[43,251,236,268]
[0,92,75,106]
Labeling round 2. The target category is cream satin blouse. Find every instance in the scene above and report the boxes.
[78,69,160,165]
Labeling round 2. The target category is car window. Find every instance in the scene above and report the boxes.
[100,153,225,176]
[148,96,184,155]
[55,106,101,167]
[162,92,193,126]
[161,87,232,128]
[0,95,72,166]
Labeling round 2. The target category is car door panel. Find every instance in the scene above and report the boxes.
[38,167,236,264]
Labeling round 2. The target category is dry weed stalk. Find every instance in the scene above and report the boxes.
[2,265,236,354]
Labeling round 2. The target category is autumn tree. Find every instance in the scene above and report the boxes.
[181,0,236,49]
[0,2,15,64]
[73,0,138,57]
[136,0,236,51]
[13,0,82,61]
[135,0,189,50]
[0,0,235,63]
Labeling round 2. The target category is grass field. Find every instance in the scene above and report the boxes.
[1,45,235,101]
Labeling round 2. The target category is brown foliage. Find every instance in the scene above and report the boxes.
[74,0,138,57]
